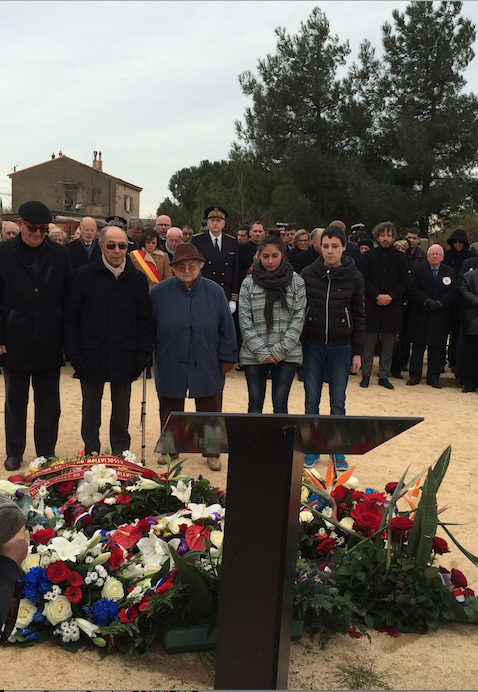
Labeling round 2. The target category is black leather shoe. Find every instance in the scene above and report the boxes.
[378,378,394,390]
[392,373,403,379]
[360,376,370,388]
[4,455,22,471]
[462,385,476,393]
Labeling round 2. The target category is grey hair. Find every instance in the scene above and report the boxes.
[372,221,397,240]
[167,227,183,238]
[310,228,324,240]
[128,217,143,230]
[99,226,128,243]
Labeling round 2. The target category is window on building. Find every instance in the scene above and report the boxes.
[92,189,102,205]
[124,195,133,213]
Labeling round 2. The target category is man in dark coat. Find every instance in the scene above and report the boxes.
[238,221,265,284]
[406,245,456,388]
[192,206,239,312]
[293,228,323,274]
[405,227,427,268]
[444,228,475,371]
[66,216,101,271]
[64,225,153,456]
[0,201,72,471]
[360,221,409,389]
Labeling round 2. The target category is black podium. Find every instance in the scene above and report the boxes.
[158,413,422,690]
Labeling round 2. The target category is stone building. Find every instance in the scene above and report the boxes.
[8,152,142,221]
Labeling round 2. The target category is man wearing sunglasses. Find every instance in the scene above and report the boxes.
[65,225,153,457]
[0,200,72,471]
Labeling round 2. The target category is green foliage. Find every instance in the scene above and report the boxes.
[333,662,393,690]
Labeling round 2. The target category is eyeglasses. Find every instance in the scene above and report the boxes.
[175,262,200,272]
[105,242,128,250]
[451,240,463,245]
[21,219,49,233]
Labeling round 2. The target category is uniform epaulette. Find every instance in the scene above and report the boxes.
[193,232,204,237]
[224,233,236,239]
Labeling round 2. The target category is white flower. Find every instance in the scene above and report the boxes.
[16,599,37,628]
[137,477,159,491]
[166,510,192,534]
[0,479,17,496]
[40,555,52,568]
[103,497,116,505]
[44,585,62,601]
[83,464,118,489]
[339,516,354,531]
[75,617,100,638]
[210,530,223,548]
[61,530,72,539]
[101,576,124,601]
[343,475,360,490]
[122,450,137,464]
[44,507,55,519]
[76,480,105,507]
[49,536,85,562]
[36,544,48,555]
[301,486,309,503]
[126,585,143,601]
[21,553,40,572]
[43,595,72,625]
[31,456,47,468]
[299,510,314,523]
[37,485,49,499]
[170,480,192,504]
[119,563,144,580]
[137,531,180,568]
[187,503,224,521]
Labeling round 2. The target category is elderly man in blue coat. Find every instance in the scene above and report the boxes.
[150,243,237,471]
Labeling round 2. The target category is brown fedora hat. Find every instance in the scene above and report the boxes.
[170,243,205,266]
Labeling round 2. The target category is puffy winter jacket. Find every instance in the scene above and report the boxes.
[301,256,365,356]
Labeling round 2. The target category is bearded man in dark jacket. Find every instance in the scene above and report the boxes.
[301,226,365,471]
[360,221,409,390]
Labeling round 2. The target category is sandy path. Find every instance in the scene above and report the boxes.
[0,361,477,690]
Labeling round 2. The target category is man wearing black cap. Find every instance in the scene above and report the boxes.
[0,200,72,470]
[191,206,239,313]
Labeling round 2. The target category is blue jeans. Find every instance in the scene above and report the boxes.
[303,342,351,415]
[244,361,298,413]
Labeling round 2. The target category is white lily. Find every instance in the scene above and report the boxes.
[49,536,86,562]
[83,464,118,489]
[75,618,100,638]
[76,480,105,507]
[137,477,160,491]
[137,531,181,567]
[187,503,224,521]
[170,480,192,504]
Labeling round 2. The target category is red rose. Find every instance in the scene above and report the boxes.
[47,561,70,583]
[464,588,475,598]
[58,480,75,497]
[32,528,55,545]
[77,514,94,528]
[331,486,348,502]
[141,468,159,479]
[185,524,211,551]
[389,517,414,542]
[451,568,468,589]
[316,537,336,555]
[385,482,398,495]
[432,537,450,555]
[109,545,125,570]
[136,518,150,532]
[352,511,382,536]
[65,586,82,603]
[66,570,83,586]
[348,628,363,639]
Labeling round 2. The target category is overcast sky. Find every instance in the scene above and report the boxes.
[2,1,478,219]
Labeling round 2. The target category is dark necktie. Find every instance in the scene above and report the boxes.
[86,243,92,259]
[432,267,438,279]
[215,238,220,255]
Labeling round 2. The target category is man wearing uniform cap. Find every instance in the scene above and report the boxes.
[0,201,72,471]
[191,206,239,313]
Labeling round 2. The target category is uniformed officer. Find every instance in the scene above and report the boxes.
[191,206,239,313]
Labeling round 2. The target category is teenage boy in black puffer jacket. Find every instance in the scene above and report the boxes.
[301,225,365,470]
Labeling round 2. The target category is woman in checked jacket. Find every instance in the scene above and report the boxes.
[238,232,306,414]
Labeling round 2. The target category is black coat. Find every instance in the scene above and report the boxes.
[301,256,365,355]
[67,238,101,272]
[460,268,478,335]
[293,246,320,274]
[0,235,72,370]
[192,232,239,302]
[238,241,257,283]
[360,246,409,332]
[407,262,457,345]
[64,256,154,382]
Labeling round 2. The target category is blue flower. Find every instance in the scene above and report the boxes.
[25,631,39,641]
[32,611,47,623]
[23,566,51,605]
[91,598,119,626]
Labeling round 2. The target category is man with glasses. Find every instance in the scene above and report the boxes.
[65,226,153,456]
[67,216,100,270]
[0,200,72,470]
[406,244,456,389]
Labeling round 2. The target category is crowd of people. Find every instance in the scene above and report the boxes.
[0,202,477,480]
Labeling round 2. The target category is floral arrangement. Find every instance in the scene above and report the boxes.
[295,446,478,638]
[1,445,477,654]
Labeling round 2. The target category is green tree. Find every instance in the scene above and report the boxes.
[376,0,478,232]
